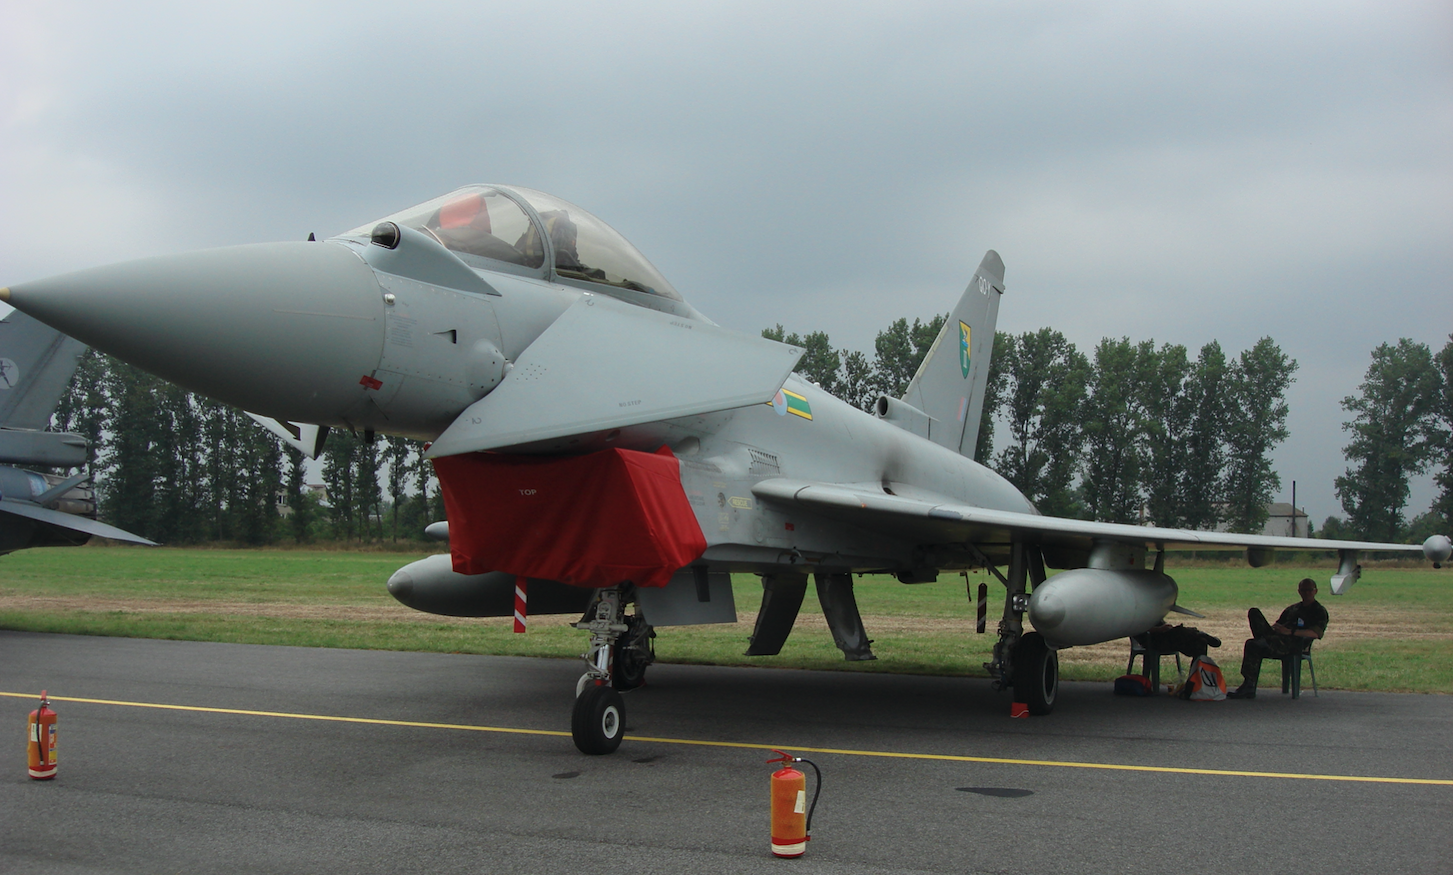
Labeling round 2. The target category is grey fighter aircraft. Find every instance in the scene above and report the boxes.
[0,310,155,554]
[4,185,1447,754]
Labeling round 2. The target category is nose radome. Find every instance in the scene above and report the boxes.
[4,242,387,423]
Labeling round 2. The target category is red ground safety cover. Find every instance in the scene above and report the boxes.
[433,446,707,589]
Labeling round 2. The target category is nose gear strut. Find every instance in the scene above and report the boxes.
[571,585,639,754]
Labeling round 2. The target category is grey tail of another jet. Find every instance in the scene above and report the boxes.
[899,250,1004,461]
[0,309,87,430]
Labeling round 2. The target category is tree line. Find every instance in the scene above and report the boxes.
[51,323,1451,547]
[767,321,1452,541]
[767,320,1298,533]
[54,352,443,546]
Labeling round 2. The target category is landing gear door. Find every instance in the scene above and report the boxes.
[637,569,736,626]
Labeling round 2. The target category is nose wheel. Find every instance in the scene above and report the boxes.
[572,682,625,754]
[570,585,635,754]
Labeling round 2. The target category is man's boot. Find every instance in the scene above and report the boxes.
[1227,683,1256,699]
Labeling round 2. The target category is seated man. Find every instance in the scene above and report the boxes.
[1227,577,1327,699]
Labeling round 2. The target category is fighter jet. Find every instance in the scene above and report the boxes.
[0,310,155,554]
[3,185,1446,754]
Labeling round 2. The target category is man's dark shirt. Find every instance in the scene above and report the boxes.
[1276,599,1329,639]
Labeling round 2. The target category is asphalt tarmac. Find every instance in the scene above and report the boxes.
[2,630,1449,874]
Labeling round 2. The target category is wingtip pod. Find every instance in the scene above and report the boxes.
[1425,534,1452,568]
[0,287,10,303]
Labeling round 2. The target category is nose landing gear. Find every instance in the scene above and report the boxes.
[571,585,653,754]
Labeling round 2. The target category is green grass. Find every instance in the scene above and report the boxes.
[1,547,1449,692]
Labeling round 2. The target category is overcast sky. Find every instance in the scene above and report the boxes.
[2,1,1449,526]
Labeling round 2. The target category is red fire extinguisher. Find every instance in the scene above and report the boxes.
[767,749,821,858]
[27,690,57,780]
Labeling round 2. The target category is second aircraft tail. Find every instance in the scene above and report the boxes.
[898,250,1003,460]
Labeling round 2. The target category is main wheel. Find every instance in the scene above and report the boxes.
[1012,631,1059,715]
[572,683,625,755]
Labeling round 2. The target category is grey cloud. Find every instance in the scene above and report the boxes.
[2,0,1448,522]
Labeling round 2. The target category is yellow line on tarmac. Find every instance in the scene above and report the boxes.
[4,691,1450,787]
[0,690,571,739]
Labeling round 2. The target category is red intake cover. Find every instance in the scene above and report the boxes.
[433,446,706,589]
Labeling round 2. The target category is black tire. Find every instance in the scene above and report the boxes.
[572,683,625,755]
[1012,631,1058,716]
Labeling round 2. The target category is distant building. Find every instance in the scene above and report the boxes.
[276,484,329,517]
[1261,502,1309,538]
[1177,502,1310,537]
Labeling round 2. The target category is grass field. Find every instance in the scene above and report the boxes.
[1,546,1449,693]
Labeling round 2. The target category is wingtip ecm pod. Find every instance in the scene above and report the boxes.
[1425,535,1453,568]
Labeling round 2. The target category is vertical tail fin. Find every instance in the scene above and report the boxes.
[900,251,1003,459]
[0,310,87,430]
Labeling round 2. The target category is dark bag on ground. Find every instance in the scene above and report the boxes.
[1138,624,1221,658]
[1114,674,1153,696]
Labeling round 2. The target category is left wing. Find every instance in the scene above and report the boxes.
[752,478,1437,593]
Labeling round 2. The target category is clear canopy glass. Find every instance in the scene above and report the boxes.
[348,185,681,301]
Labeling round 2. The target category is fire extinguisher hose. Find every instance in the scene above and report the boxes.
[797,758,822,834]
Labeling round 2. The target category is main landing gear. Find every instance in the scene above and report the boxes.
[984,542,1060,715]
[1012,631,1058,715]
[571,585,654,754]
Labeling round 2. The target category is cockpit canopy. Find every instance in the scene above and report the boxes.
[347,185,682,301]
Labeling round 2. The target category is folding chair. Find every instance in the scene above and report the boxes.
[1128,636,1183,695]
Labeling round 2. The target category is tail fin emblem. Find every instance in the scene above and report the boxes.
[958,322,971,378]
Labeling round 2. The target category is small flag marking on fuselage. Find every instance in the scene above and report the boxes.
[768,389,813,420]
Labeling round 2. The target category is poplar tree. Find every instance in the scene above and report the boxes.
[321,430,360,541]
[1222,338,1297,534]
[284,446,315,544]
[994,329,1088,516]
[1334,338,1439,541]
[1432,335,1453,531]
[1179,342,1230,530]
[1139,343,1192,528]
[837,350,876,411]
[973,330,1011,466]
[1080,338,1155,524]
[384,435,416,541]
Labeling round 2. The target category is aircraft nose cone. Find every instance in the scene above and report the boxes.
[6,242,387,422]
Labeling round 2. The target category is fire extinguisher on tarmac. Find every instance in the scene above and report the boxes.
[27,690,57,780]
[767,749,821,858]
